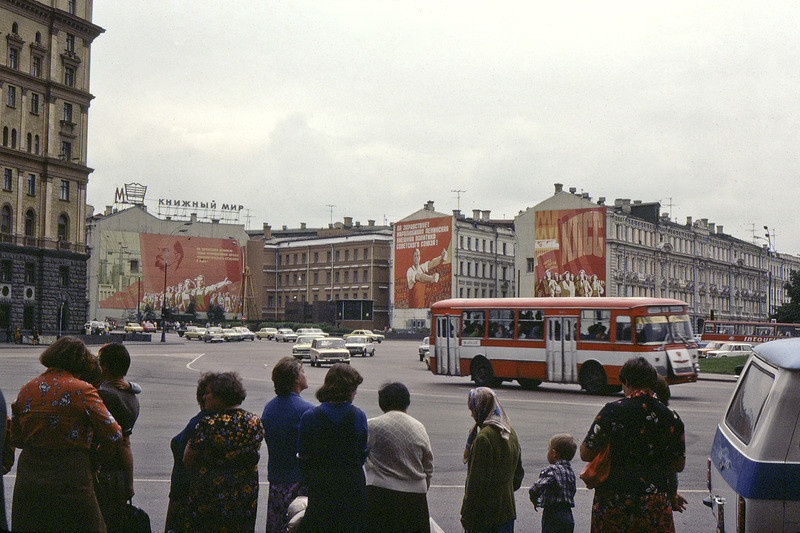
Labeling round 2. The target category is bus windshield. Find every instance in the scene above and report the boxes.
[635,314,693,345]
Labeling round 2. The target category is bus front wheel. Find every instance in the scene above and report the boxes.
[471,358,500,388]
[580,362,608,395]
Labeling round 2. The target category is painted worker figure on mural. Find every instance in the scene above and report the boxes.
[543,269,562,298]
[191,274,232,310]
[591,274,605,297]
[406,248,447,308]
[562,271,576,297]
[578,270,592,297]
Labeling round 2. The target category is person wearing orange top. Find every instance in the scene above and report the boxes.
[10,336,123,533]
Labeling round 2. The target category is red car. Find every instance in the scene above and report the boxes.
[141,321,157,333]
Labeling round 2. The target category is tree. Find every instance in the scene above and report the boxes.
[772,270,800,323]
[207,304,225,326]
[142,305,157,323]
[187,301,197,321]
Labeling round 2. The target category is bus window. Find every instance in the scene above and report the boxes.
[719,324,734,335]
[635,316,669,344]
[704,322,715,334]
[580,310,611,341]
[755,326,774,337]
[517,309,544,340]
[777,325,800,338]
[488,309,514,338]
[615,315,632,342]
[461,311,486,338]
[668,314,693,343]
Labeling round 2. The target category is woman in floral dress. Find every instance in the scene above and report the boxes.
[580,357,685,532]
[183,372,264,532]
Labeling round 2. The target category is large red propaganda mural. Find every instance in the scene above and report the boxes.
[534,208,606,298]
[394,216,452,309]
[98,231,243,314]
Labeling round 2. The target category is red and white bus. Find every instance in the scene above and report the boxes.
[429,297,699,394]
[701,320,800,344]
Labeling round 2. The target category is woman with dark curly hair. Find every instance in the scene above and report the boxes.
[181,372,264,532]
[298,363,368,532]
[10,336,123,532]
[580,357,685,532]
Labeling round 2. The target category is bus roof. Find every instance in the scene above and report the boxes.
[753,338,800,370]
[430,297,688,311]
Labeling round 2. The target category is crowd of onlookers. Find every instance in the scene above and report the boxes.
[0,337,686,533]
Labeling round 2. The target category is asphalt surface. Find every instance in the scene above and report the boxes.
[0,337,733,532]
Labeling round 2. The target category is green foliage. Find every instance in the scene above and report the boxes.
[207,304,225,325]
[142,305,157,323]
[186,301,197,320]
[698,355,749,375]
[772,270,800,323]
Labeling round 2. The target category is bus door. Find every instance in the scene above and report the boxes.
[546,316,578,383]
[435,315,460,376]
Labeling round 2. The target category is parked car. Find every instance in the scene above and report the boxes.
[343,329,385,343]
[124,322,144,333]
[234,326,255,341]
[297,327,329,337]
[705,342,755,358]
[292,335,324,359]
[141,321,157,333]
[344,335,375,357]
[222,328,243,342]
[256,327,278,340]
[84,321,110,335]
[706,338,800,532]
[202,327,224,343]
[309,338,350,367]
[184,326,207,340]
[419,337,430,362]
[275,328,298,342]
[698,341,726,358]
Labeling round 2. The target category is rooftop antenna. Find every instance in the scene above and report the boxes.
[451,189,466,212]
[244,209,253,231]
[326,204,335,226]
[660,197,676,220]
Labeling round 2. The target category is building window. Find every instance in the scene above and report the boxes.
[526,258,535,273]
[0,260,11,282]
[335,250,340,261]
[24,210,35,237]
[57,214,68,241]
[34,135,39,154]
[0,205,11,233]
[344,250,349,261]
[344,271,349,283]
[3,169,11,191]
[64,66,75,86]
[2,127,6,146]
[26,174,35,196]
[6,85,15,107]
[26,133,31,152]
[364,247,369,259]
[130,259,139,273]
[63,103,73,123]
[24,262,35,284]
[7,47,18,69]
[66,34,75,53]
[58,266,69,287]
[61,142,71,162]
[10,129,16,149]
[68,0,76,14]
[363,269,368,281]
[60,180,70,200]
[353,249,358,261]
[353,271,358,283]
[31,56,41,77]
[313,252,319,263]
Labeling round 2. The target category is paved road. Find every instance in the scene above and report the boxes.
[1,336,730,532]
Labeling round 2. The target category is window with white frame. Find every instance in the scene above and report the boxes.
[59,180,70,201]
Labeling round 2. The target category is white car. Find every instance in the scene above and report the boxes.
[297,327,329,337]
[275,328,298,342]
[343,329,385,343]
[183,326,207,340]
[309,338,350,367]
[344,335,376,357]
[234,327,255,341]
[698,341,726,358]
[705,342,754,358]
[222,328,243,342]
[202,327,224,343]
[292,335,323,359]
[419,338,430,362]
[256,327,278,340]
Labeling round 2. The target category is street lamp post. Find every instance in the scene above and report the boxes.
[161,223,191,342]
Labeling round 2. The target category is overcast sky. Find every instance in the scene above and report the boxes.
[88,1,800,255]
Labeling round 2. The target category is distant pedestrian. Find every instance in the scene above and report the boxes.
[460,387,524,533]
[365,382,434,533]
[529,434,577,533]
[262,357,315,533]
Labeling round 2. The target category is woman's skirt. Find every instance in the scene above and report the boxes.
[366,485,430,533]
[12,447,106,533]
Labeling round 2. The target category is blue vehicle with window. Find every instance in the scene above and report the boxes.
[706,338,800,532]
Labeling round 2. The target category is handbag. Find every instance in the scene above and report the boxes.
[580,442,611,489]
[121,499,151,533]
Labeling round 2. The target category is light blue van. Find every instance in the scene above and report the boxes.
[706,338,800,532]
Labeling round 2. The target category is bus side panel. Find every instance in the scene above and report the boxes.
[518,361,548,381]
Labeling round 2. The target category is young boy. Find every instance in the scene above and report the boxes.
[529,433,577,533]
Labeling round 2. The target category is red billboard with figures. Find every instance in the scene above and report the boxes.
[534,208,606,298]
[394,216,452,309]
[97,231,243,314]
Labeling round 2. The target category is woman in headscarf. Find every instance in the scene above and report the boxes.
[460,387,524,533]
